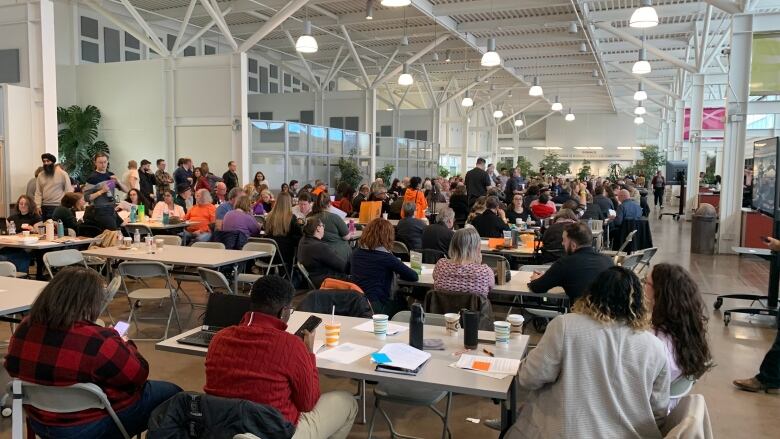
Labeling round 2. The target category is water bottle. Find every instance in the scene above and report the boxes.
[409,303,424,351]
[137,204,145,222]
[348,219,356,234]
[129,205,137,223]
[56,220,64,238]
[162,206,170,225]
[133,229,141,247]
[462,310,479,350]
[8,221,16,235]
[587,218,593,232]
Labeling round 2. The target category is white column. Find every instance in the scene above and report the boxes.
[685,74,705,218]
[666,110,676,162]
[365,88,377,181]
[718,14,753,253]
[393,106,401,138]
[674,100,685,160]
[460,115,470,175]
[715,145,724,177]
[38,0,58,155]
[314,91,324,126]
[232,52,249,184]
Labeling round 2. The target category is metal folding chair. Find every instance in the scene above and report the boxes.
[118,261,182,341]
[198,267,235,295]
[42,249,88,278]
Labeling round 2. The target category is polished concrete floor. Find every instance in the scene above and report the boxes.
[1,208,779,438]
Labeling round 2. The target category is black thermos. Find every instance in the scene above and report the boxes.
[462,310,479,350]
[409,303,425,350]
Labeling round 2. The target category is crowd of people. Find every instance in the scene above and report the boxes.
[1,153,729,439]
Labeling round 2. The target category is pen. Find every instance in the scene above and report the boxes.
[482,348,494,357]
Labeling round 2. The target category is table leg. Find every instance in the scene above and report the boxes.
[499,377,518,438]
[232,263,239,293]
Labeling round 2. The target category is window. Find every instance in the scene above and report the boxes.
[302,83,309,92]
[125,33,140,50]
[259,66,268,93]
[125,51,141,61]
[80,16,99,39]
[270,82,278,93]
[81,41,99,63]
[328,81,336,91]
[293,76,300,86]
[269,64,278,79]
[300,110,314,125]
[248,112,259,119]
[284,73,291,87]
[416,130,428,141]
[260,112,273,120]
[249,58,257,73]
[166,34,176,51]
[345,117,359,131]
[0,49,20,83]
[330,117,344,129]
[380,125,392,137]
[103,27,120,63]
[204,45,216,55]
[248,58,259,93]
[80,16,100,63]
[183,46,196,57]
[404,130,416,140]
[249,77,258,92]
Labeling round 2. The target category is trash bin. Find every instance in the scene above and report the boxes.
[691,203,718,254]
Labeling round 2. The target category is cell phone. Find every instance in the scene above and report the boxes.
[114,321,130,337]
[762,236,772,244]
[294,316,322,338]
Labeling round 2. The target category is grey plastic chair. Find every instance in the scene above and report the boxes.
[118,261,182,341]
[602,229,638,261]
[198,267,235,295]
[155,235,182,247]
[392,310,448,327]
[247,238,287,278]
[634,247,658,274]
[670,376,696,399]
[42,249,88,278]
[296,262,317,290]
[620,253,643,271]
[0,261,20,278]
[98,276,123,326]
[365,314,453,439]
[481,253,510,272]
[9,379,133,439]
[236,242,273,286]
[391,241,410,261]
[171,241,226,306]
[123,223,154,239]
[191,241,225,250]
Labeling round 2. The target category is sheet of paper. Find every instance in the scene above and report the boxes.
[455,354,521,375]
[421,267,434,275]
[447,362,510,380]
[75,211,85,221]
[377,343,431,370]
[316,343,376,365]
[352,320,408,336]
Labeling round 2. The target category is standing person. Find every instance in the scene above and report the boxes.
[154,159,173,199]
[27,167,43,200]
[34,153,73,221]
[4,267,182,438]
[122,160,140,192]
[504,168,524,202]
[651,170,666,209]
[401,177,428,219]
[173,158,193,191]
[733,237,780,394]
[83,152,128,231]
[138,160,156,202]
[204,275,358,439]
[289,180,300,198]
[193,167,211,192]
[222,161,239,193]
[200,162,221,188]
[464,158,491,206]
[183,189,217,243]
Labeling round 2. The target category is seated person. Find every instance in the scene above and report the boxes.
[184,189,217,243]
[52,192,85,233]
[470,196,510,238]
[335,187,355,216]
[8,195,41,231]
[222,195,261,239]
[367,187,392,216]
[529,222,613,303]
[505,193,535,225]
[395,202,426,251]
[387,196,404,220]
[645,264,712,409]
[593,185,615,218]
[581,192,606,221]
[5,267,181,438]
[264,192,303,271]
[432,227,494,297]
[540,208,579,259]
[552,189,572,205]
[152,189,186,220]
[125,188,152,214]
[466,196,487,224]
[614,189,643,226]
[309,192,354,262]
[529,192,556,219]
[252,190,274,215]
[204,275,358,439]
[292,191,313,219]
[506,267,669,438]
[421,207,455,255]
[297,216,349,288]
[352,184,370,214]
[448,184,469,222]
[350,218,418,316]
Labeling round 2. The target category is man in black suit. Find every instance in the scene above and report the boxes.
[422,207,455,255]
[395,203,426,251]
[528,222,613,303]
[470,196,510,238]
[464,157,491,206]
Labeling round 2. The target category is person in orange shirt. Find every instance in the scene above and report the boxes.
[400,176,428,219]
[184,189,217,244]
[311,181,327,197]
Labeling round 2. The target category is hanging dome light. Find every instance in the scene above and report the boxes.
[493,108,504,118]
[632,48,651,74]
[365,0,374,19]
[514,118,524,127]
[568,22,578,34]
[579,43,588,53]
[634,104,646,115]
[295,21,318,53]
[529,77,543,97]
[551,96,563,112]
[398,63,413,86]
[634,116,645,124]
[634,83,648,101]
[445,50,451,62]
[630,0,659,29]
[461,90,474,107]
[381,0,411,7]
[481,38,501,67]
[432,52,439,62]
[565,108,575,122]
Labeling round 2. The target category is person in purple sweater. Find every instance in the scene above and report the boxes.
[222,195,261,238]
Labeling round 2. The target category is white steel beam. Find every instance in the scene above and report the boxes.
[432,0,569,15]
[171,0,197,55]
[341,25,371,88]
[175,5,232,56]
[498,99,543,125]
[284,30,322,91]
[516,112,556,135]
[420,64,437,108]
[593,22,697,73]
[697,5,713,71]
[439,68,501,106]
[324,45,345,85]
[325,51,351,85]
[372,47,399,88]
[608,62,681,100]
[701,27,731,73]
[118,0,169,56]
[702,0,743,14]
[199,0,237,51]
[238,0,309,52]
[456,14,576,33]
[472,88,513,113]
[373,34,451,88]
[84,0,167,56]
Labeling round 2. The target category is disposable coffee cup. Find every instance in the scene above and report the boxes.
[507,314,525,337]
[444,313,460,336]
[155,239,164,251]
[22,231,30,237]
[382,213,389,220]
[372,314,389,339]
[325,321,341,347]
[494,321,511,345]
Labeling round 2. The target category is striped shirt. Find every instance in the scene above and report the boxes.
[432,258,495,297]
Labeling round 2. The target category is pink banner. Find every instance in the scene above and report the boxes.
[684,107,725,140]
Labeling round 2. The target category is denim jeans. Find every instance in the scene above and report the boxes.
[184,231,211,245]
[757,312,780,388]
[29,380,182,439]
[0,249,31,273]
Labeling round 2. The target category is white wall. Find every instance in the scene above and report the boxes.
[546,113,638,149]
[0,3,30,88]
[2,85,38,215]
[247,92,315,122]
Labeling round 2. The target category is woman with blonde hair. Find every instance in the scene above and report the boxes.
[264,192,302,271]
[432,227,494,297]
[506,267,669,438]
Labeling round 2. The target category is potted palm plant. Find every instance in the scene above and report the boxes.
[57,105,110,182]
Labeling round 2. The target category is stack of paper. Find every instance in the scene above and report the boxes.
[373,343,431,375]
[352,321,408,336]
[452,354,521,379]
[316,343,376,365]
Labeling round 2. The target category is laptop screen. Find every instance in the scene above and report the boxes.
[203,294,252,330]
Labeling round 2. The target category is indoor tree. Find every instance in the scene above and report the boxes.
[438,165,450,179]
[57,105,110,182]
[515,155,534,178]
[337,149,364,190]
[635,145,666,179]
[375,163,395,183]
[538,152,571,177]
[577,160,592,181]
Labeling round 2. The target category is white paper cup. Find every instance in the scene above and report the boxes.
[507,314,525,337]
[444,313,460,336]
[494,321,511,344]
[372,314,389,339]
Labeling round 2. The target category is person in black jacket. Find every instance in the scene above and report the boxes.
[464,157,492,205]
[422,207,455,254]
[296,216,349,288]
[448,184,469,222]
[581,192,606,221]
[540,208,579,262]
[470,196,510,238]
[593,185,615,218]
[222,161,240,193]
[352,184,370,214]
[529,222,613,303]
[395,203,426,251]
[138,160,157,202]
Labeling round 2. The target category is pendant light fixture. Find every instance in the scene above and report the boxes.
[461,90,474,107]
[529,77,543,97]
[365,0,374,20]
[514,117,524,127]
[579,43,588,53]
[634,104,646,115]
[632,36,651,74]
[481,37,501,67]
[568,22,578,34]
[634,116,645,124]
[630,0,659,29]
[565,108,575,122]
[295,11,318,54]
[551,95,563,112]
[432,52,439,61]
[493,107,504,118]
[445,50,451,62]
[633,83,647,101]
[381,0,411,7]
[398,63,413,86]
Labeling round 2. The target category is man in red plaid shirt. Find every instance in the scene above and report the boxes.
[4,267,181,438]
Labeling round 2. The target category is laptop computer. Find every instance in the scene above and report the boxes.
[177,293,251,347]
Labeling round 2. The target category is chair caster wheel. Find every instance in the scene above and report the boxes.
[714,298,723,310]
[723,314,731,326]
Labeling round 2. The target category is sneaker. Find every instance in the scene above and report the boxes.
[733,377,780,394]
[483,418,502,431]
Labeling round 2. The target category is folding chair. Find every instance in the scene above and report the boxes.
[171,242,226,307]
[235,242,274,288]
[392,241,411,262]
[97,276,123,327]
[295,262,317,290]
[619,253,643,271]
[634,247,658,274]
[0,261,25,278]
[118,261,182,341]
[123,223,154,239]
[42,249,88,278]
[155,235,182,247]
[601,229,638,263]
[198,267,235,295]
[247,238,288,278]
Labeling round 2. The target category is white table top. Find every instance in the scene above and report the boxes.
[157,311,529,400]
[0,277,47,315]
[733,246,772,256]
[125,221,195,230]
[82,245,267,268]
[0,235,98,250]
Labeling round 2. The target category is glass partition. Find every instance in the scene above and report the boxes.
[288,123,307,153]
[329,128,343,155]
